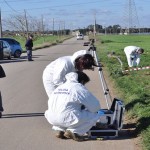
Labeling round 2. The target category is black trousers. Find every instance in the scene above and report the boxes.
[0,92,4,112]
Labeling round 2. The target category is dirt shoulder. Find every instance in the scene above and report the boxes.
[102,66,142,150]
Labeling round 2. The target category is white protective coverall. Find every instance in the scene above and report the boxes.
[124,46,141,67]
[42,50,90,98]
[45,72,101,135]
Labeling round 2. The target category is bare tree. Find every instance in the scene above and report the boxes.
[3,14,26,36]
[3,13,49,38]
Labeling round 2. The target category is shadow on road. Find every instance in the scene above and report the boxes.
[0,55,46,64]
[1,113,44,118]
[0,59,27,64]
[1,113,136,141]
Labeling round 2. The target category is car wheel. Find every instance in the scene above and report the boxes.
[14,50,21,58]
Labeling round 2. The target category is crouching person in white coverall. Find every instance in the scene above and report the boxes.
[45,71,102,141]
[42,50,96,98]
[124,46,144,67]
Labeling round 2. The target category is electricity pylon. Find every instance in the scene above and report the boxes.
[123,0,140,34]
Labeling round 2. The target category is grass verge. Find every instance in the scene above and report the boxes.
[10,35,73,51]
[95,34,150,150]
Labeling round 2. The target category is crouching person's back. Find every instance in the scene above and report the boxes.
[45,71,102,141]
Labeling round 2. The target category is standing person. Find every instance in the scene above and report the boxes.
[124,46,144,67]
[25,34,34,61]
[42,50,96,98]
[45,71,101,141]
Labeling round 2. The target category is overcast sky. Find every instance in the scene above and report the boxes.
[1,0,150,29]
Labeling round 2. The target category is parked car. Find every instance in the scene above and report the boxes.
[76,34,84,40]
[0,38,22,58]
[0,40,11,60]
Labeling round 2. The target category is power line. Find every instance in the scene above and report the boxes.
[3,0,19,13]
[1,0,111,12]
[1,0,61,3]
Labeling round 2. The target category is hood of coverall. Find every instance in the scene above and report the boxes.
[71,50,90,65]
[65,72,78,83]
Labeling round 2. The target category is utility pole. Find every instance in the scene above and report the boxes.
[0,8,2,38]
[57,21,61,40]
[104,26,107,35]
[59,21,63,37]
[63,21,65,35]
[41,15,45,42]
[41,15,44,34]
[93,12,96,39]
[24,9,29,37]
[52,18,54,35]
[70,22,73,35]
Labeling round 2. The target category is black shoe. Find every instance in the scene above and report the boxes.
[28,59,34,61]
[64,130,84,142]
[56,131,66,139]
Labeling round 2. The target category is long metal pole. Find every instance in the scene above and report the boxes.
[93,12,96,38]
[24,9,29,37]
[0,8,2,38]
[88,41,112,109]
[52,18,54,35]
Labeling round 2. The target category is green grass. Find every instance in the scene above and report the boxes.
[4,35,72,51]
[96,34,150,150]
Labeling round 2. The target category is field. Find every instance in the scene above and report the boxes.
[95,34,150,150]
[13,35,72,51]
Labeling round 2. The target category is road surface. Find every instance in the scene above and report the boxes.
[0,37,136,150]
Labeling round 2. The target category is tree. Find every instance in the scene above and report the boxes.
[112,25,121,34]
[3,14,26,36]
[2,14,47,38]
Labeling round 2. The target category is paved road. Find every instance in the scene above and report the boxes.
[0,37,136,150]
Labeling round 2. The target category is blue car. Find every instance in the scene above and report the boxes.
[0,38,22,58]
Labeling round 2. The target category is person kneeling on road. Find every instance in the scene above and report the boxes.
[45,71,102,141]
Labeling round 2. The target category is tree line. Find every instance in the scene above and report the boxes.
[2,13,150,37]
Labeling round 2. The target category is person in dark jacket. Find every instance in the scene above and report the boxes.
[25,34,34,61]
